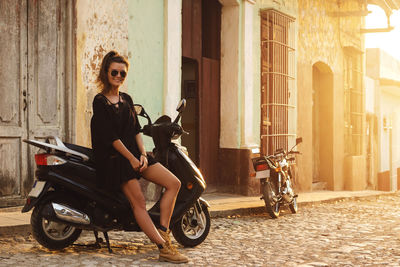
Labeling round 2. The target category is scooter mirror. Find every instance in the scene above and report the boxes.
[134,104,152,125]
[134,105,144,116]
[296,137,303,145]
[176,99,187,113]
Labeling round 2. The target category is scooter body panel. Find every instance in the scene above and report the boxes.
[148,143,206,224]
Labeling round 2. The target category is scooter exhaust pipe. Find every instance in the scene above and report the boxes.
[52,203,91,225]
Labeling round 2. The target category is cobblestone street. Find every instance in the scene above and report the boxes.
[1,193,400,266]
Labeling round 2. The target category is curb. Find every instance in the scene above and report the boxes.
[209,191,398,218]
[0,225,32,237]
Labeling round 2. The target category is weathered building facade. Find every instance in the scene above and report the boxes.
[0,0,166,206]
[2,0,400,207]
[297,0,367,191]
[0,0,75,206]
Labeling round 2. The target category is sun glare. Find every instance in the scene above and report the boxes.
[365,5,400,61]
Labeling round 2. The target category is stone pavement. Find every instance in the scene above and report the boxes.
[0,190,395,236]
[0,192,400,266]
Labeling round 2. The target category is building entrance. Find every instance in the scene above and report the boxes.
[312,62,334,190]
[0,0,72,206]
[181,0,221,186]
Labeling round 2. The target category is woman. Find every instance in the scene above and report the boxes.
[90,51,188,264]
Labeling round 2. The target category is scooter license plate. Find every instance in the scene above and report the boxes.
[255,169,270,179]
[28,181,46,198]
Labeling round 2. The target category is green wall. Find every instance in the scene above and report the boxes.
[127,0,164,150]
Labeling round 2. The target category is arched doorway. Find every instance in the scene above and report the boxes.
[312,62,334,189]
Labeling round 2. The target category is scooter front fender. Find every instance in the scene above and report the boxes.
[198,197,210,208]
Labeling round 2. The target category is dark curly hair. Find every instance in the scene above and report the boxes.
[97,50,129,94]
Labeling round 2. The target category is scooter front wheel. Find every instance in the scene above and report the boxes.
[171,203,210,247]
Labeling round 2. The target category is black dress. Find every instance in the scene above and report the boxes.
[90,92,156,192]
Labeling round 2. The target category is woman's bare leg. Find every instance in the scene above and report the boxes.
[121,179,165,245]
[142,163,181,229]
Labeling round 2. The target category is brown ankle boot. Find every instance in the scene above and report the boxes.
[157,228,172,245]
[159,243,189,263]
[157,229,188,263]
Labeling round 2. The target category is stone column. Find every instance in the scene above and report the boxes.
[219,0,241,149]
[218,0,259,195]
[241,0,256,148]
[163,0,182,117]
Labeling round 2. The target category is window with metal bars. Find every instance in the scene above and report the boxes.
[344,49,363,155]
[260,9,296,156]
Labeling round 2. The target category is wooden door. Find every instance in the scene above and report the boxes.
[182,0,221,186]
[27,0,67,140]
[0,0,69,205]
[200,58,220,185]
[0,1,29,199]
[27,0,68,195]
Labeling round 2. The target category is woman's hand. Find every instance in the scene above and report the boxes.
[129,157,141,172]
[139,154,148,172]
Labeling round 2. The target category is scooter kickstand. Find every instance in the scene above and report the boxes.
[93,230,102,249]
[103,231,113,253]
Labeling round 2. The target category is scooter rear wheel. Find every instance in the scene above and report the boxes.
[171,203,210,247]
[31,195,82,250]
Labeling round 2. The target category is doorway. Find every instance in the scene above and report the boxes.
[312,62,334,189]
[0,0,72,206]
[181,57,199,164]
[181,0,221,185]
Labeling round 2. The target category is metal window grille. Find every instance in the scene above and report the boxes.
[344,50,363,155]
[260,9,296,156]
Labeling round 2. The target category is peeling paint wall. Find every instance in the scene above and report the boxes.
[75,0,129,147]
[298,0,363,68]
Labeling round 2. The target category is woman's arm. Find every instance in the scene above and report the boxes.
[135,133,146,156]
[112,139,141,170]
[135,133,148,172]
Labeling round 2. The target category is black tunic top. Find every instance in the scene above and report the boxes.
[90,92,155,191]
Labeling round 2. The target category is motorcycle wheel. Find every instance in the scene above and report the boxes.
[171,203,210,247]
[262,181,280,219]
[31,196,82,250]
[289,196,298,214]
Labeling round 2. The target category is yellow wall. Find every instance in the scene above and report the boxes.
[75,0,129,147]
[297,0,365,191]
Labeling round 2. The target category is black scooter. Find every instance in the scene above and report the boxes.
[22,99,210,252]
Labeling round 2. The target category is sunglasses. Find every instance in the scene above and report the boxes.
[110,69,127,78]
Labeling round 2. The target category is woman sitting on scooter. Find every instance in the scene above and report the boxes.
[90,50,188,264]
